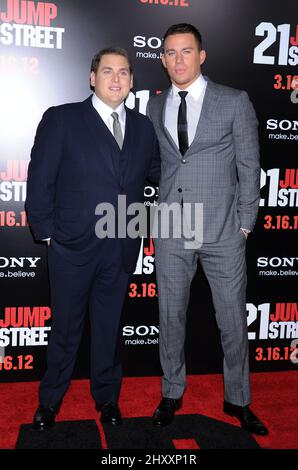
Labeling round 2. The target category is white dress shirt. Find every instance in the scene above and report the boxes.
[92,93,126,138]
[164,74,207,148]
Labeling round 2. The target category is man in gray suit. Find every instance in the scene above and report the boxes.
[147,23,268,435]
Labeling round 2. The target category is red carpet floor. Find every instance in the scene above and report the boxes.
[1,371,297,449]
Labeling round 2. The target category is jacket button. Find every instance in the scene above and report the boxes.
[178,188,182,192]
[181,159,186,164]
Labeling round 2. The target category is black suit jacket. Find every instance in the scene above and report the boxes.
[26,96,160,271]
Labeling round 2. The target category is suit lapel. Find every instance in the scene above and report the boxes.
[119,106,133,187]
[187,78,220,151]
[157,89,180,156]
[81,96,120,177]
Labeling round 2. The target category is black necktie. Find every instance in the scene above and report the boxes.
[177,91,189,155]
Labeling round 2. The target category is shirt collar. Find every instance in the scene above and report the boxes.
[92,93,126,123]
[171,74,207,101]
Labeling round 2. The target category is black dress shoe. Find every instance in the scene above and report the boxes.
[224,401,269,436]
[153,397,182,426]
[99,402,122,425]
[32,405,57,430]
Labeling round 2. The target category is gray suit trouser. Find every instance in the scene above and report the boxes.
[154,229,251,407]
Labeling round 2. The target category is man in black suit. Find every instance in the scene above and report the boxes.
[26,47,160,429]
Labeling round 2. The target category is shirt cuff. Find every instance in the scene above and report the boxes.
[240,228,251,234]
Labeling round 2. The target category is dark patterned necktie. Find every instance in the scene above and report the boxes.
[177,91,189,155]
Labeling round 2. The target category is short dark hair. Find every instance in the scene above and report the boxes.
[163,23,203,51]
[90,47,133,74]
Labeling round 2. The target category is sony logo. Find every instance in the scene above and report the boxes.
[133,35,162,49]
[0,257,41,268]
[267,119,298,131]
[123,325,159,336]
[257,257,298,267]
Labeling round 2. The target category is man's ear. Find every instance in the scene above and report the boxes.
[200,49,206,66]
[161,54,167,69]
[90,71,96,87]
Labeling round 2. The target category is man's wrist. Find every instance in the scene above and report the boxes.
[240,228,250,239]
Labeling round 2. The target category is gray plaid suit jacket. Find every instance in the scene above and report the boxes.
[147,77,260,243]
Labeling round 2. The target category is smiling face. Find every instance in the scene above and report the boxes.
[90,53,133,109]
[162,33,206,90]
